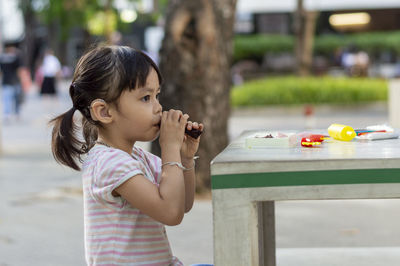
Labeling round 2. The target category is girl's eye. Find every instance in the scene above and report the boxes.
[156,93,160,100]
[142,95,150,102]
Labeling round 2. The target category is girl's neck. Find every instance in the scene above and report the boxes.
[97,133,135,154]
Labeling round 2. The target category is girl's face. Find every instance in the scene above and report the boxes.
[112,67,162,143]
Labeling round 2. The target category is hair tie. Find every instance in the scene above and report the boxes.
[71,83,81,111]
[70,82,92,118]
[71,82,83,95]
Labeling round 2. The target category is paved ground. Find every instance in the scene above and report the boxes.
[1,84,400,265]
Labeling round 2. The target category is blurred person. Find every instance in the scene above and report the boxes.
[50,45,204,265]
[0,44,23,122]
[395,61,400,78]
[341,49,355,76]
[333,47,344,67]
[353,51,370,77]
[40,48,61,96]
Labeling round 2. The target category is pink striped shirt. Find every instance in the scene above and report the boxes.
[82,145,183,266]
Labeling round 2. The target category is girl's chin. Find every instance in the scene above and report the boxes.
[152,131,161,141]
[146,130,160,142]
[135,128,160,142]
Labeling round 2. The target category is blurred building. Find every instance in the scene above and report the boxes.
[0,0,156,70]
[0,0,24,48]
[235,0,400,34]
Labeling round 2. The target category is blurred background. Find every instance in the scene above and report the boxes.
[1,0,400,265]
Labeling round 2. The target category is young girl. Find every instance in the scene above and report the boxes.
[50,45,203,265]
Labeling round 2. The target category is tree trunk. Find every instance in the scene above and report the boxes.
[152,0,237,191]
[294,0,318,76]
[21,0,36,77]
[48,21,59,54]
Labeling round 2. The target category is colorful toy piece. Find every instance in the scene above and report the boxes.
[355,129,386,136]
[309,134,330,142]
[301,138,322,147]
[328,124,356,141]
[301,134,330,147]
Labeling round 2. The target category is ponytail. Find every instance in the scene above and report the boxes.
[50,107,90,171]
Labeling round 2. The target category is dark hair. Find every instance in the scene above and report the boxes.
[50,45,162,170]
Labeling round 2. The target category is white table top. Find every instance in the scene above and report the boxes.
[211,130,400,176]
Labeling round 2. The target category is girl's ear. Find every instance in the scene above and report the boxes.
[90,99,112,124]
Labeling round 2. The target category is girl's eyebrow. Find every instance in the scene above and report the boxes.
[141,87,161,93]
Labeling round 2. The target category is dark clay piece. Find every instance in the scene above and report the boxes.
[185,127,203,139]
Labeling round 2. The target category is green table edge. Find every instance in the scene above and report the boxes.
[211,168,400,189]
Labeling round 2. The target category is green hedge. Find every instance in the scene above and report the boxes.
[234,31,400,61]
[231,76,388,106]
[316,31,400,55]
[234,34,293,61]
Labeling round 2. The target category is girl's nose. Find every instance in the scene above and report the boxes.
[155,100,162,114]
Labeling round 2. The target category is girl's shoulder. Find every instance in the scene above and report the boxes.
[132,146,161,168]
[133,146,159,160]
[86,145,133,166]
[84,145,144,178]
[86,145,160,169]
[90,144,128,156]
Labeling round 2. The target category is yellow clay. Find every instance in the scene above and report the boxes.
[328,123,356,141]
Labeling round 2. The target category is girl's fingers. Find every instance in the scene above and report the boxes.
[168,109,186,123]
[165,109,176,120]
[180,114,189,126]
[186,121,193,130]
[168,109,176,120]
[175,110,183,121]
[164,109,203,135]
[188,122,202,130]
[161,111,168,123]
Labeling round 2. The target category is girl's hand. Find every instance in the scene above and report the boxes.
[159,109,188,153]
[181,121,204,160]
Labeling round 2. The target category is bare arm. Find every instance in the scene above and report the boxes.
[115,109,188,226]
[180,122,203,212]
[181,157,196,212]
[114,155,185,226]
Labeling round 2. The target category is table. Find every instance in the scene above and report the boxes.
[210,130,400,266]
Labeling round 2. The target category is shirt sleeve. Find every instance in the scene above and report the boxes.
[92,149,144,209]
[136,147,162,184]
